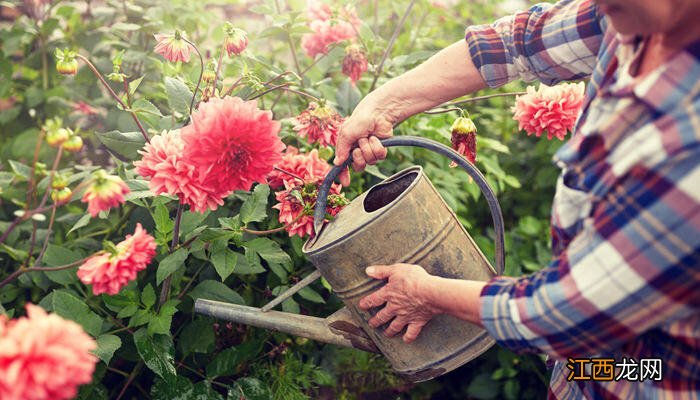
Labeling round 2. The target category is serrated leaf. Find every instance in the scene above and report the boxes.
[8,160,31,180]
[243,238,291,266]
[52,290,103,337]
[165,77,193,115]
[211,248,237,281]
[152,199,174,235]
[178,319,215,355]
[228,377,272,400]
[151,376,193,400]
[218,216,241,231]
[156,248,189,285]
[148,300,179,335]
[134,328,176,380]
[141,284,156,308]
[132,98,162,129]
[94,334,122,364]
[189,280,244,304]
[68,214,91,234]
[117,303,138,318]
[206,347,240,378]
[240,185,269,224]
[42,245,81,285]
[128,75,145,95]
[237,251,266,275]
[95,130,147,160]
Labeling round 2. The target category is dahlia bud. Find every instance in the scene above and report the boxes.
[51,187,72,205]
[202,69,216,83]
[34,162,47,177]
[63,134,83,153]
[450,116,477,166]
[224,23,248,56]
[55,49,78,76]
[342,44,368,84]
[46,127,71,147]
[51,174,68,190]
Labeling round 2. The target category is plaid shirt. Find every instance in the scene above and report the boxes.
[465,1,700,398]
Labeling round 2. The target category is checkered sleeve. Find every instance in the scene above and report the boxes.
[479,147,700,359]
[464,0,604,88]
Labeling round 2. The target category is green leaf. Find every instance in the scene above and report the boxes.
[68,214,91,234]
[141,284,156,308]
[42,245,81,285]
[466,373,499,399]
[178,318,215,355]
[156,248,189,285]
[298,287,324,303]
[179,210,210,236]
[206,347,240,378]
[8,160,31,180]
[148,300,179,335]
[211,248,238,281]
[240,184,269,224]
[51,290,103,337]
[151,376,193,400]
[242,238,291,266]
[165,77,193,115]
[189,280,245,304]
[237,250,266,275]
[153,199,174,235]
[128,75,145,95]
[94,334,122,364]
[228,377,272,400]
[218,216,241,231]
[133,328,176,380]
[335,79,361,115]
[117,303,138,318]
[95,130,147,160]
[132,98,162,129]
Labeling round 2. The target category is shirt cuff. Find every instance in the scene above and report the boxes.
[464,23,514,88]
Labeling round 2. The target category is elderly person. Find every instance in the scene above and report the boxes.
[333,0,700,398]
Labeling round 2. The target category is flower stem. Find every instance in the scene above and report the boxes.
[222,75,244,98]
[75,54,150,143]
[273,166,305,183]
[241,211,305,235]
[370,0,416,91]
[182,38,204,115]
[25,128,45,211]
[212,44,225,92]
[159,200,184,307]
[0,257,88,290]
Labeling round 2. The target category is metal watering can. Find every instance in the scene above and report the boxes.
[195,136,505,382]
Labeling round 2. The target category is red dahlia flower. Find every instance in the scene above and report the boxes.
[512,82,585,141]
[342,44,368,84]
[181,96,285,193]
[77,223,157,295]
[292,102,344,147]
[273,180,347,238]
[267,147,332,190]
[81,170,130,217]
[0,304,98,400]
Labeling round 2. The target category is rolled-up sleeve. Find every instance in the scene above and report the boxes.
[479,148,700,359]
[465,0,604,87]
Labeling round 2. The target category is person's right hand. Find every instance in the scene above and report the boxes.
[333,103,396,172]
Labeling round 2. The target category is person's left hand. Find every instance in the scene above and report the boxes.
[358,263,442,343]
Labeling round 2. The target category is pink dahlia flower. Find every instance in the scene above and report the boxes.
[267,146,332,190]
[273,180,347,238]
[134,131,229,213]
[301,2,361,58]
[292,102,344,147]
[0,304,97,400]
[342,44,368,84]
[81,170,130,217]
[77,223,157,295]
[154,31,193,63]
[512,82,585,141]
[307,0,333,20]
[181,96,285,194]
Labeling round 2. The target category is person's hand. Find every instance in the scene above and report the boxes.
[333,98,400,172]
[358,263,442,343]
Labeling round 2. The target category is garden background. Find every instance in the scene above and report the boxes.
[0,0,566,398]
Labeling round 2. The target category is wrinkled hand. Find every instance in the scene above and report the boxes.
[333,100,397,172]
[358,263,442,343]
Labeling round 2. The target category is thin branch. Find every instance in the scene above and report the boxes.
[273,166,305,183]
[212,44,225,92]
[438,91,526,108]
[370,0,416,91]
[182,38,204,115]
[423,107,463,115]
[76,54,150,143]
[222,75,244,98]
[0,257,88,290]
[159,201,184,307]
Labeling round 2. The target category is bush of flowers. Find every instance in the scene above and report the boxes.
[0,0,581,398]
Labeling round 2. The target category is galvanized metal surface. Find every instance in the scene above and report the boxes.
[305,162,500,382]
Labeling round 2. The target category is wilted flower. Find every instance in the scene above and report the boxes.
[450,116,477,167]
[267,147,332,190]
[512,82,585,141]
[134,130,230,213]
[342,44,368,84]
[81,170,130,217]
[0,304,98,400]
[63,135,83,153]
[273,180,348,238]
[292,102,344,147]
[51,187,72,205]
[55,48,78,76]
[153,31,193,63]
[223,23,248,56]
[181,96,285,195]
[77,223,157,295]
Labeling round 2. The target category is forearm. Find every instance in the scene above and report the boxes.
[363,40,487,124]
[424,275,486,327]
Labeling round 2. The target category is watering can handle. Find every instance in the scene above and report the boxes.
[314,136,505,276]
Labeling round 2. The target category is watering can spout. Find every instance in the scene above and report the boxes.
[194,299,379,353]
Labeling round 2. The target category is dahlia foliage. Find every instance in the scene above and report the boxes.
[0,305,97,400]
